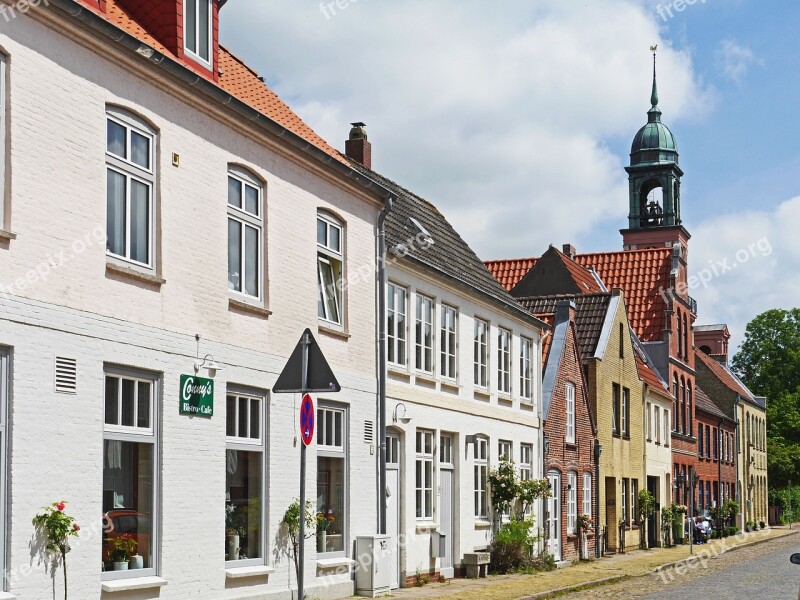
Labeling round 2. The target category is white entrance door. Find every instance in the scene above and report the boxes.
[439,434,455,578]
[547,471,561,561]
[386,434,401,589]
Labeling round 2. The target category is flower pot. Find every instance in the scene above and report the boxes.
[113,561,129,571]
[673,521,684,544]
[227,534,240,561]
[318,530,327,553]
[129,554,143,569]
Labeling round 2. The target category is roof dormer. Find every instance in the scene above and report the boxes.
[115,0,221,80]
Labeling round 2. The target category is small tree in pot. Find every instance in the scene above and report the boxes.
[33,501,80,600]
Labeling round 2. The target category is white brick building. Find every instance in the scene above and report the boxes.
[0,2,392,598]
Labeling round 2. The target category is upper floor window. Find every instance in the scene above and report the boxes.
[520,337,533,401]
[677,309,683,359]
[621,387,630,436]
[497,328,511,395]
[713,427,719,459]
[664,410,670,447]
[387,283,407,367]
[106,108,155,268]
[565,382,576,444]
[654,406,661,444]
[698,423,704,457]
[645,402,651,441]
[317,213,344,326]
[473,319,489,388]
[184,0,213,65]
[415,294,434,374]
[619,323,625,358]
[227,168,263,300]
[439,305,457,380]
[612,383,620,434]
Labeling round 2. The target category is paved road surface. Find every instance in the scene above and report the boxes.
[556,533,800,599]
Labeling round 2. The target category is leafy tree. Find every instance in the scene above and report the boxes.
[732,308,800,488]
[637,489,656,549]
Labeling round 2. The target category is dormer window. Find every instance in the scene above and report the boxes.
[184,0,213,65]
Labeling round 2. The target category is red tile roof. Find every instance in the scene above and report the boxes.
[535,313,555,366]
[487,248,672,342]
[76,0,345,163]
[636,353,670,397]
[484,257,537,292]
[695,349,754,401]
[575,248,672,342]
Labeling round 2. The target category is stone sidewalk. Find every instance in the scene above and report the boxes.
[380,526,798,600]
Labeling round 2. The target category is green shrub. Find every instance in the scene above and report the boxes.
[490,518,537,574]
[760,520,766,529]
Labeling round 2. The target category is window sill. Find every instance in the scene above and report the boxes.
[565,442,577,450]
[0,229,16,242]
[474,520,492,529]
[474,388,491,400]
[440,380,460,394]
[388,365,411,378]
[0,592,17,600]
[229,298,272,318]
[318,324,350,340]
[106,262,165,286]
[101,576,168,592]
[316,557,355,569]
[497,394,513,405]
[225,565,275,579]
[415,522,439,531]
[415,372,437,385]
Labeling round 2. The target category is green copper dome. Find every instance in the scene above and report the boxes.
[630,55,679,166]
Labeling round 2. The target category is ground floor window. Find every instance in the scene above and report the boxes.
[103,370,158,576]
[474,437,488,518]
[0,349,8,587]
[317,404,347,555]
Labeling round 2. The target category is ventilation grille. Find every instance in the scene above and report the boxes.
[55,357,77,394]
[364,420,374,444]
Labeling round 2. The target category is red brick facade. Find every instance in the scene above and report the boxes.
[694,393,737,515]
[542,303,597,561]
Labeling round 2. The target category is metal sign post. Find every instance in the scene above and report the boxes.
[273,329,341,600]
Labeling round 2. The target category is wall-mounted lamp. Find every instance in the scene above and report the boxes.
[194,334,223,378]
[392,402,411,425]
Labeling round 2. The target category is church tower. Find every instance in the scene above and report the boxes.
[621,50,690,252]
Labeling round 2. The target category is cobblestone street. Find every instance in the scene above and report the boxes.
[556,532,800,599]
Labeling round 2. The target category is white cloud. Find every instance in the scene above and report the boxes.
[690,196,800,353]
[220,1,714,258]
[716,38,761,85]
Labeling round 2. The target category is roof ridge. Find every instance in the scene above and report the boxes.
[576,247,672,257]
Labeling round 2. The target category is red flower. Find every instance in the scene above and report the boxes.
[73,524,80,532]
[56,502,66,511]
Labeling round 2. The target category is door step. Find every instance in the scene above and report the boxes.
[554,560,572,569]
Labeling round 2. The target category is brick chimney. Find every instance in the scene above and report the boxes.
[694,324,731,364]
[345,122,372,169]
[562,243,577,260]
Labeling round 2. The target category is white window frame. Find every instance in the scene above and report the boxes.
[498,440,512,462]
[102,367,159,581]
[621,478,628,526]
[439,434,453,466]
[497,328,511,395]
[183,0,213,66]
[227,167,263,301]
[415,430,435,520]
[105,107,156,270]
[103,373,155,436]
[474,318,489,388]
[225,390,267,567]
[317,213,344,327]
[646,402,651,440]
[565,382,576,444]
[566,471,577,534]
[415,294,434,374]
[621,387,630,436]
[439,305,457,380]
[520,444,532,481]
[474,437,488,519]
[582,473,592,517]
[664,410,670,447]
[631,479,638,525]
[520,336,533,401]
[387,283,408,367]
[316,403,348,557]
[655,406,661,444]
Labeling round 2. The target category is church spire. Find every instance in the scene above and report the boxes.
[649,45,661,122]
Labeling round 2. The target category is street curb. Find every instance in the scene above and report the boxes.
[514,529,800,600]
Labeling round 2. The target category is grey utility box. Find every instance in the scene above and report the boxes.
[430,530,447,558]
[355,535,391,597]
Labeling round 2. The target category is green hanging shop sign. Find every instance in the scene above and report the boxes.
[179,374,214,417]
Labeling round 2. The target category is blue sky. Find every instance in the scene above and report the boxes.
[220,1,799,350]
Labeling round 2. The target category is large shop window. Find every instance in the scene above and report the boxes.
[225,392,266,565]
[102,370,158,577]
[106,108,156,269]
[317,405,347,555]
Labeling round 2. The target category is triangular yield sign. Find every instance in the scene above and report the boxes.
[272,328,341,394]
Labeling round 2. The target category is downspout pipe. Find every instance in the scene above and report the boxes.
[377,197,394,535]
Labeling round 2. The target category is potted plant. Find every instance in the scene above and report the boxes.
[670,503,686,544]
[576,514,593,559]
[106,534,137,571]
[33,501,80,600]
[316,510,335,552]
[225,502,246,560]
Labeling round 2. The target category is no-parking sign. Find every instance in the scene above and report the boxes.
[300,394,315,447]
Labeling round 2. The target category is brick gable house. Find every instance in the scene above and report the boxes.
[539,301,596,562]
